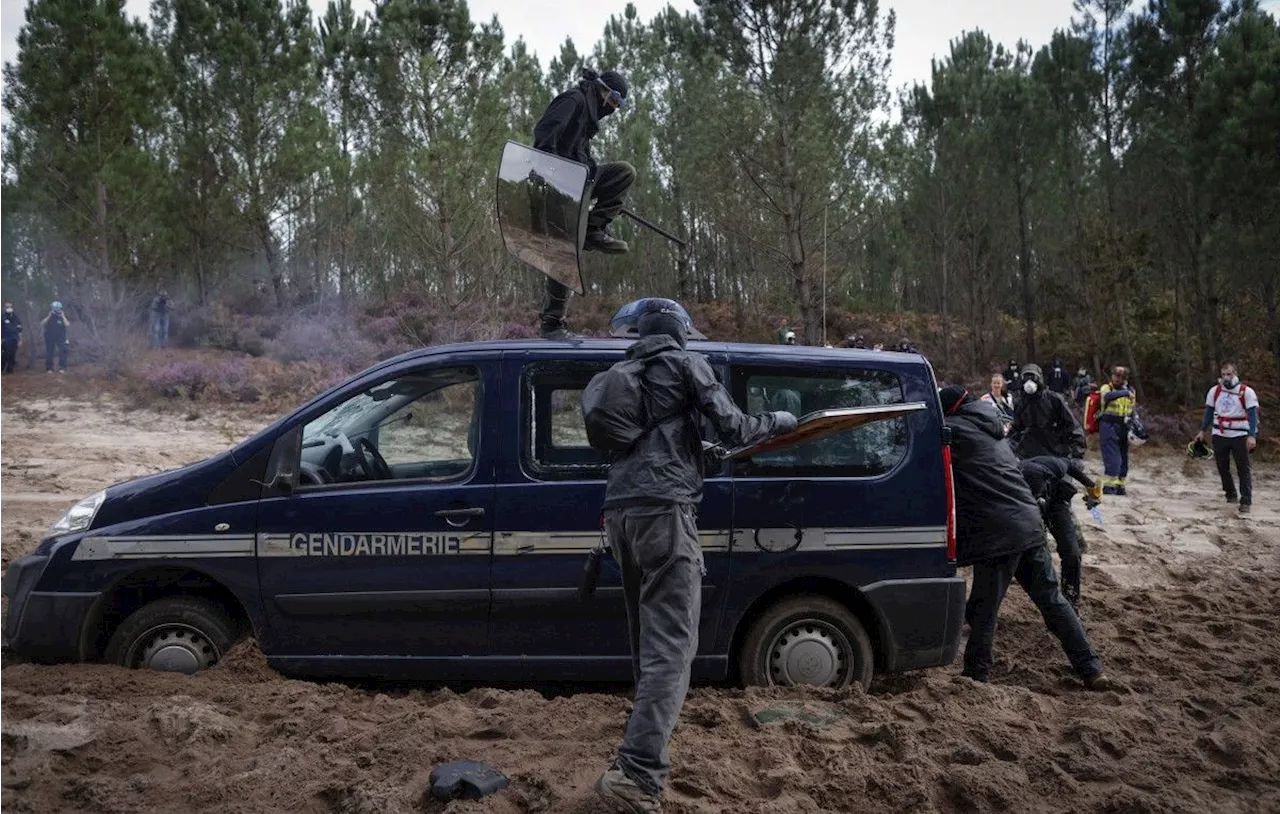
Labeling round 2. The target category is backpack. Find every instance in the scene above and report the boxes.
[1210,382,1253,433]
[1083,391,1102,434]
[582,356,686,454]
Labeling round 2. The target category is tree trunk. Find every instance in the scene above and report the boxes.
[96,176,111,280]
[1117,296,1140,401]
[1016,175,1036,362]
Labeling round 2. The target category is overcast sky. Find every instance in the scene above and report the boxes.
[2,0,1278,108]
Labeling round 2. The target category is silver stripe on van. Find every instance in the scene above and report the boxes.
[71,527,946,561]
[494,530,733,556]
[72,535,256,561]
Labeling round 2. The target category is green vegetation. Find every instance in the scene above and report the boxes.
[3,0,1277,406]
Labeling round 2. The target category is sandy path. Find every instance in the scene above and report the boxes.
[2,399,1279,813]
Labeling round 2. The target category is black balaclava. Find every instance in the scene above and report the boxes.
[638,311,687,349]
[939,385,968,415]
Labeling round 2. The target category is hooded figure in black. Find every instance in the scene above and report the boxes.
[533,68,635,338]
[595,298,795,812]
[940,385,1113,689]
[1047,357,1070,394]
[1011,363,1086,460]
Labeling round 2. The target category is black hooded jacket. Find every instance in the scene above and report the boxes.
[945,399,1045,566]
[603,335,781,509]
[533,80,606,176]
[1011,363,1085,459]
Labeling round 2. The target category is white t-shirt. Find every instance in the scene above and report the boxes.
[1206,383,1259,438]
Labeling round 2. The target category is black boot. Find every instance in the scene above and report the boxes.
[538,279,576,339]
[539,316,577,340]
[584,227,628,254]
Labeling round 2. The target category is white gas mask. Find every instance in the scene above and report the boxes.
[1023,380,1039,395]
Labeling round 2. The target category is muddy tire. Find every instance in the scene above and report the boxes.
[738,595,874,691]
[105,596,237,674]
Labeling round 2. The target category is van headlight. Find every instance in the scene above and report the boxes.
[51,490,106,535]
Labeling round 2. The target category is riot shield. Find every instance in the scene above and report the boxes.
[495,141,590,296]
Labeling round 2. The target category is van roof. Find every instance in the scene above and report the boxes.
[377,338,926,366]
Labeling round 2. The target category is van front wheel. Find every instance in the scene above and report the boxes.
[738,595,874,691]
[104,597,237,674]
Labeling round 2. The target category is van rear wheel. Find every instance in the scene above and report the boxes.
[105,597,237,674]
[738,595,874,691]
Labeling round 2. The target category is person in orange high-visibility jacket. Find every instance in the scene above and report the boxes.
[1097,366,1135,495]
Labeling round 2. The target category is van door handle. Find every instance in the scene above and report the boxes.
[435,507,485,527]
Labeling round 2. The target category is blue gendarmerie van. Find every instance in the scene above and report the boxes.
[3,339,964,689]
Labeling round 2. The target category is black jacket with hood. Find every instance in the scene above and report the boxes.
[1011,363,1085,460]
[603,334,780,509]
[945,398,1045,566]
[533,78,608,176]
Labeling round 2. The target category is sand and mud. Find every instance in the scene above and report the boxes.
[2,398,1278,813]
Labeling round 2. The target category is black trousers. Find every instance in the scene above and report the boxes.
[587,161,635,231]
[1213,434,1252,505]
[538,162,636,328]
[45,336,67,371]
[1,339,16,373]
[963,543,1102,682]
[1044,493,1082,601]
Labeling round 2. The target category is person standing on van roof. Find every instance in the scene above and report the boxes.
[1009,364,1085,461]
[1195,362,1259,514]
[1097,366,1135,495]
[595,298,796,813]
[533,67,632,339]
[939,385,1115,690]
[2,302,22,374]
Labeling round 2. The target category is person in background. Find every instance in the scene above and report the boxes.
[776,318,792,345]
[594,297,795,813]
[1010,364,1085,461]
[1097,366,1135,495]
[532,67,632,338]
[1072,367,1095,409]
[1194,362,1259,514]
[1047,356,1069,395]
[1003,358,1020,386]
[41,301,69,374]
[2,301,22,374]
[939,384,1115,690]
[980,372,1015,434]
[150,290,171,349]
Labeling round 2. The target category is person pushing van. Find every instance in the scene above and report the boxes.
[584,297,795,813]
[939,384,1116,690]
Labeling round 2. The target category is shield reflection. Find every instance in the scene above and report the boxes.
[495,141,590,296]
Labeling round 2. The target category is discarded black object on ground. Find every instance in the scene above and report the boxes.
[428,760,510,801]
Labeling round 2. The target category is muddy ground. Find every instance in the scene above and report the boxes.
[2,398,1279,813]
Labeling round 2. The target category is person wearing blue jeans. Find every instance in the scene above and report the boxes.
[940,384,1115,690]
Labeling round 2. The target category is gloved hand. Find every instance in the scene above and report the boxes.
[772,411,798,434]
[1086,485,1103,502]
